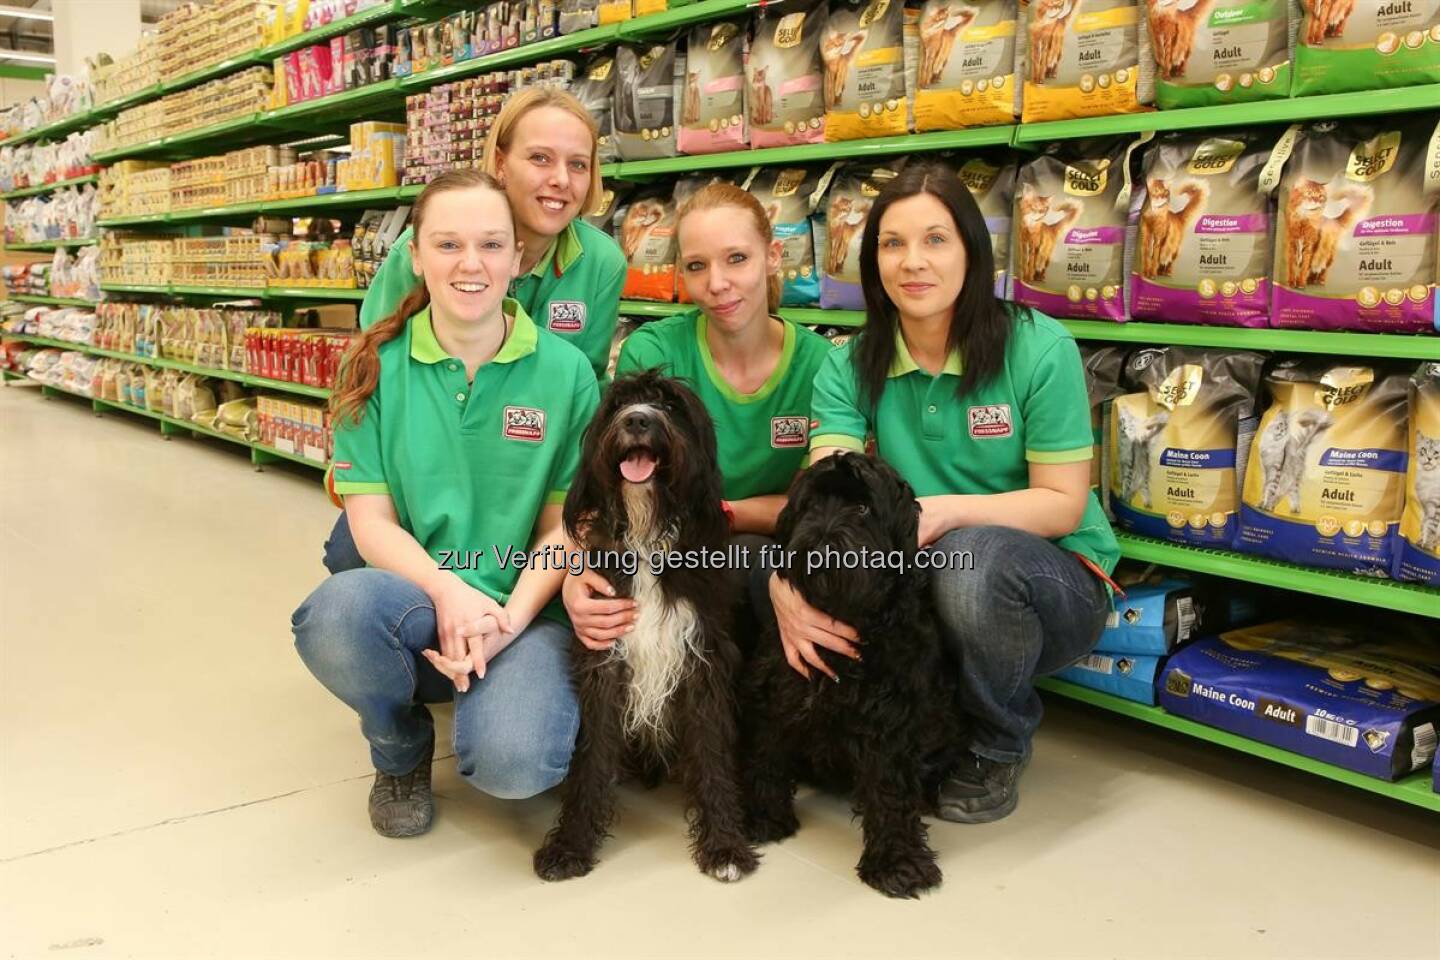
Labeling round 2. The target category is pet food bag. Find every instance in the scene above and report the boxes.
[819,161,903,308]
[955,154,1019,296]
[913,0,1022,130]
[1294,0,1440,95]
[1019,0,1154,122]
[583,182,632,235]
[1148,0,1297,108]
[618,185,678,301]
[745,165,839,306]
[749,0,829,147]
[823,0,910,141]
[1131,131,1276,327]
[1239,360,1410,574]
[1395,362,1440,585]
[1082,343,1129,493]
[559,0,598,34]
[1108,346,1265,547]
[1057,652,1165,703]
[1267,118,1440,333]
[615,41,683,161]
[576,54,619,164]
[678,20,750,155]
[1013,137,1146,321]
[1097,570,1260,654]
[1158,620,1440,780]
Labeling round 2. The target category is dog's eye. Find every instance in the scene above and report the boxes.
[856,504,869,516]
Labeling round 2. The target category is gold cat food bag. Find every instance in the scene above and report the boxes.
[1147,0,1296,108]
[749,0,828,147]
[913,0,1021,129]
[953,154,1019,296]
[744,164,839,305]
[1394,362,1440,585]
[1239,359,1410,574]
[1109,346,1265,547]
[1295,0,1440,95]
[823,0,910,141]
[1019,0,1154,121]
[678,20,750,155]
[818,160,904,308]
[615,41,682,161]
[1132,131,1276,327]
[1082,344,1129,495]
[619,185,678,302]
[1267,118,1440,333]
[576,54,619,164]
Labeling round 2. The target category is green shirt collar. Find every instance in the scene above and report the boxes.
[695,311,796,404]
[887,328,963,378]
[529,222,583,279]
[409,298,538,365]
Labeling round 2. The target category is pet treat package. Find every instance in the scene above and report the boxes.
[576,54,619,164]
[1158,620,1440,780]
[749,0,829,147]
[744,165,839,306]
[818,161,903,308]
[1018,0,1154,122]
[1395,362,1440,585]
[912,0,1021,130]
[1013,137,1146,321]
[955,154,1019,296]
[1082,344,1129,493]
[1108,346,1265,547]
[1147,0,1297,108]
[1294,0,1440,95]
[1239,360,1410,574]
[1267,118,1440,333]
[618,186,678,302]
[615,41,683,160]
[1058,652,1165,703]
[678,20,750,155]
[1131,131,1277,327]
[823,0,911,141]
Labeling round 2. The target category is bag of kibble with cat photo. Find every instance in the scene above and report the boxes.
[823,0,911,141]
[744,164,839,306]
[1238,359,1410,574]
[618,184,679,302]
[614,40,683,161]
[1108,346,1265,548]
[1146,0,1297,108]
[575,54,620,164]
[1394,362,1440,585]
[952,153,1019,296]
[1131,130,1277,327]
[911,0,1021,130]
[1018,0,1155,122]
[818,160,904,308]
[678,20,750,155]
[1081,344,1130,496]
[1266,118,1440,333]
[749,0,829,147]
[1294,0,1440,95]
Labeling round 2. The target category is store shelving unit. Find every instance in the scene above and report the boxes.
[97,283,368,303]
[1,174,100,200]
[9,294,97,307]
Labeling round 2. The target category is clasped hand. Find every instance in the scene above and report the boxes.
[423,578,513,693]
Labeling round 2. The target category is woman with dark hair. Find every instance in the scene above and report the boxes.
[771,160,1119,824]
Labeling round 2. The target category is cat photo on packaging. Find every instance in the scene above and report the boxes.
[823,0,910,141]
[743,164,838,306]
[1294,0,1440,95]
[678,20,750,155]
[748,0,829,147]
[1394,362,1440,585]
[1019,0,1154,122]
[1146,0,1296,108]
[912,0,1022,130]
[819,161,904,308]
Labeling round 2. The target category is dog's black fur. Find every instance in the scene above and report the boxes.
[740,452,962,898]
[534,371,758,883]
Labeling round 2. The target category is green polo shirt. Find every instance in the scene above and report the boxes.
[615,309,834,501]
[360,220,627,380]
[332,299,599,620]
[809,310,1119,574]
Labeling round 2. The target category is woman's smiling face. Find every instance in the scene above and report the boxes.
[875,192,968,323]
[495,105,595,241]
[410,185,521,326]
[677,205,781,333]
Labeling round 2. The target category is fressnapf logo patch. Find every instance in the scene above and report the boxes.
[548,301,586,332]
[968,404,1012,438]
[503,406,546,442]
[771,416,809,448]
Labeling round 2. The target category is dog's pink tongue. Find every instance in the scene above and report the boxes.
[620,451,657,484]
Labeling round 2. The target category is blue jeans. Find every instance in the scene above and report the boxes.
[323,511,364,575]
[292,568,579,799]
[929,526,1110,764]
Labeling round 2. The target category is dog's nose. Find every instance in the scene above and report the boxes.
[623,410,653,433]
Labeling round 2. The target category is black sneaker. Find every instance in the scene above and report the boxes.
[936,751,1030,824]
[368,754,434,838]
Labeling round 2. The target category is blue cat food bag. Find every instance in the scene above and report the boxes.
[744,164,836,307]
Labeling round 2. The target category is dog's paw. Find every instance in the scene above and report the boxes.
[856,848,942,899]
[745,809,799,845]
[695,842,760,883]
[533,843,596,882]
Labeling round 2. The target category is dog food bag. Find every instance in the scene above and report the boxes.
[1082,344,1129,494]
[749,0,829,147]
[1294,0,1440,95]
[955,154,1019,296]
[819,160,904,308]
[615,41,683,161]
[1395,362,1440,585]
[1057,652,1165,703]
[576,54,619,163]
[1018,0,1154,122]
[1013,137,1147,321]
[1147,0,1297,107]
[823,0,911,141]
[1238,359,1410,574]
[1158,620,1440,780]
[1131,131,1276,327]
[678,20,750,155]
[744,165,839,306]
[913,0,1022,130]
[1108,346,1265,547]
[1267,118,1440,333]
[618,185,678,302]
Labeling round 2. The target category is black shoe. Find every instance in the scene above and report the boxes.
[368,754,434,838]
[936,751,1030,824]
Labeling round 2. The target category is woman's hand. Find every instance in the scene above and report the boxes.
[917,496,960,548]
[562,567,637,651]
[768,572,859,681]
[426,576,512,691]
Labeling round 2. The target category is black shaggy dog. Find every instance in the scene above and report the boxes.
[741,452,962,898]
[534,371,758,884]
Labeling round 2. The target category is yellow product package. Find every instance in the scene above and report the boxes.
[824,0,910,141]
[913,0,1021,129]
[1019,0,1154,122]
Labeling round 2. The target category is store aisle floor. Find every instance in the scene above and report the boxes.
[2,382,1438,960]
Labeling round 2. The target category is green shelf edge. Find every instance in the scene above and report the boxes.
[258,80,405,128]
[2,174,100,200]
[614,0,752,37]
[265,287,369,301]
[170,285,270,298]
[6,294,96,306]
[99,283,171,294]
[1036,678,1440,812]
[93,84,165,118]
[0,110,99,147]
[98,282,367,303]
[3,238,98,252]
[396,23,623,89]
[161,53,266,99]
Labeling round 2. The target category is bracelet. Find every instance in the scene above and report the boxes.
[720,499,735,532]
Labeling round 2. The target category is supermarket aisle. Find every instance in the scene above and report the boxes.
[1,381,1438,960]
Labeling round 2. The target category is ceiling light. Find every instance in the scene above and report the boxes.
[0,6,54,23]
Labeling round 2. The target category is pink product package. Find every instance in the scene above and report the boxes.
[329,37,348,94]
[285,52,304,105]
[676,21,749,155]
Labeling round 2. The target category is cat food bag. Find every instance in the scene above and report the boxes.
[1082,343,1129,495]
[1395,362,1440,585]
[1108,346,1265,547]
[619,185,679,302]
[1148,0,1297,108]
[1239,359,1410,574]
[576,54,619,164]
[954,154,1019,296]
[1018,0,1154,122]
[1294,0,1440,95]
[823,0,910,141]
[914,0,1022,130]
[559,0,598,34]
[819,160,904,308]
[749,0,828,147]
[1013,137,1147,321]
[679,20,750,155]
[583,182,633,235]
[1267,118,1440,333]
[745,165,839,306]
[615,41,683,161]
[1132,131,1276,327]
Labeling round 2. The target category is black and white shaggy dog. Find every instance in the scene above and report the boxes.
[741,452,962,898]
[534,371,758,884]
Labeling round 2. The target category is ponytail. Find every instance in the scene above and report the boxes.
[331,283,431,426]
